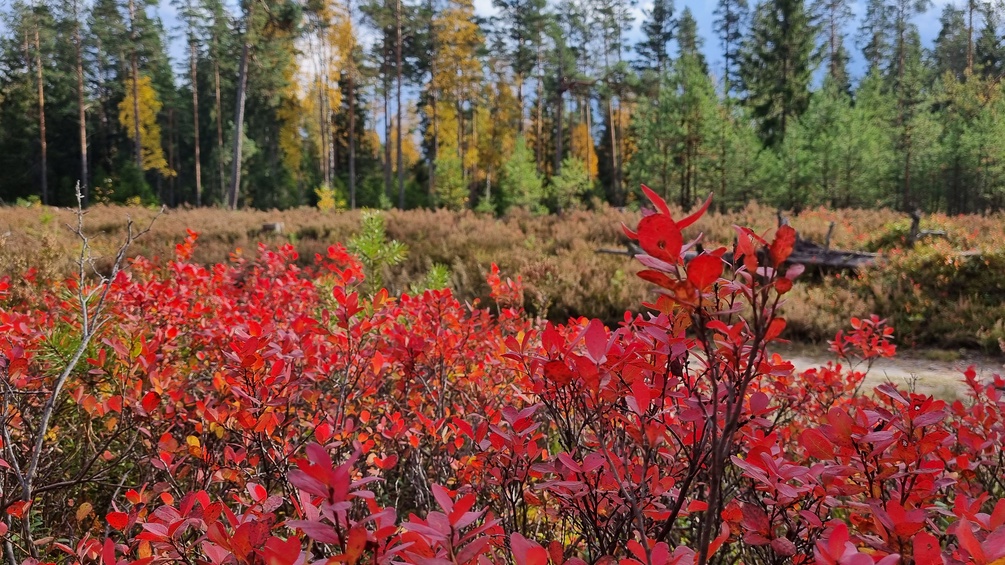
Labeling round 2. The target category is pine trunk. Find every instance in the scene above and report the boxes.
[129,0,142,171]
[34,15,48,205]
[190,39,202,206]
[383,77,391,198]
[229,38,250,209]
[348,60,357,209]
[72,0,88,204]
[536,41,544,172]
[214,53,224,199]
[396,0,404,209]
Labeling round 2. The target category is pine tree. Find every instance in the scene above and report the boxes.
[858,0,891,74]
[713,0,747,97]
[932,4,969,81]
[740,0,817,147]
[675,7,706,72]
[501,135,545,212]
[635,0,674,76]
[493,0,547,129]
[812,0,853,90]
[976,3,1005,78]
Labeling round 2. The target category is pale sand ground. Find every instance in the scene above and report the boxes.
[771,342,1005,400]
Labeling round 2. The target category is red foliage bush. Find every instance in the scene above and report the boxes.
[0,190,1002,565]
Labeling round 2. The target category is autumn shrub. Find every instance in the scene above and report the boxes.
[2,203,1004,346]
[858,241,1005,349]
[3,191,1005,565]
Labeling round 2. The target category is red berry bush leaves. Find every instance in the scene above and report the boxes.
[0,190,1001,565]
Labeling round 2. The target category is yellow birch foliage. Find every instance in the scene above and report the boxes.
[617,102,635,166]
[476,75,520,186]
[570,122,599,180]
[390,106,420,173]
[430,0,483,167]
[278,59,305,180]
[431,0,482,105]
[118,74,173,177]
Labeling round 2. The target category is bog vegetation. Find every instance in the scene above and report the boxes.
[3,201,1005,350]
[0,190,1003,565]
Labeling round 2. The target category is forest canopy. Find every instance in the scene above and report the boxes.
[2,0,1005,214]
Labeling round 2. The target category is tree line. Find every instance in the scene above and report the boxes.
[2,0,1005,214]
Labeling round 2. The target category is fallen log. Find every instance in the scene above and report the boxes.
[596,237,879,271]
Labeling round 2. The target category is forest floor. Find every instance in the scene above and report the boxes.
[773,342,1005,400]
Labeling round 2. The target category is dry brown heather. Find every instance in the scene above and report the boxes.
[2,203,1004,346]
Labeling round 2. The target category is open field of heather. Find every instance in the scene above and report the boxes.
[2,193,1005,565]
[3,202,1005,351]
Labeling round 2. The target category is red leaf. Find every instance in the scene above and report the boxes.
[640,184,671,216]
[955,518,987,563]
[678,193,713,229]
[769,225,797,266]
[431,484,453,514]
[584,319,608,363]
[740,504,770,535]
[263,537,302,565]
[687,254,723,290]
[102,537,116,565]
[345,526,367,564]
[6,500,30,518]
[770,538,796,557]
[141,391,160,413]
[799,428,835,460]
[637,270,676,289]
[449,493,478,526]
[106,511,129,531]
[247,482,267,503]
[707,523,730,557]
[637,214,683,264]
[913,532,943,565]
[511,533,549,565]
[764,318,786,341]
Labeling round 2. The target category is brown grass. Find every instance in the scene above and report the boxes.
[2,202,1003,348]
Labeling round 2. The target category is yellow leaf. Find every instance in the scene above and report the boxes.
[186,435,200,448]
[75,502,93,523]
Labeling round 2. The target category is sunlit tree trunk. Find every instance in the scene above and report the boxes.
[396,0,404,208]
[229,38,250,209]
[33,5,48,205]
[190,39,202,205]
[213,42,225,199]
[72,0,88,204]
[129,0,142,171]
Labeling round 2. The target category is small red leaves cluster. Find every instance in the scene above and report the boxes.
[0,192,1002,565]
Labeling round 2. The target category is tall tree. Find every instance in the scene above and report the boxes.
[395,0,403,207]
[713,0,748,97]
[976,2,1005,78]
[889,0,933,90]
[493,0,547,130]
[675,7,705,72]
[812,0,853,90]
[858,0,891,73]
[64,0,88,202]
[428,0,483,193]
[175,0,204,204]
[740,0,817,146]
[227,6,252,210]
[32,0,49,204]
[118,73,172,178]
[932,3,968,81]
[635,0,674,76]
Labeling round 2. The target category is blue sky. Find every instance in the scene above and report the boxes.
[157,0,958,83]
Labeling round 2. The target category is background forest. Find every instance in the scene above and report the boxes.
[2,0,1005,214]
